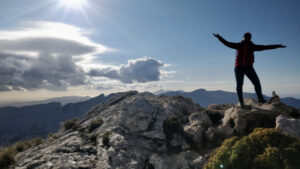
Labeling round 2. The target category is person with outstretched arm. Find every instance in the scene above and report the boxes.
[213,32,286,109]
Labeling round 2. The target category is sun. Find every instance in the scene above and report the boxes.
[61,0,87,9]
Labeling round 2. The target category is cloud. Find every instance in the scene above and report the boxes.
[0,21,109,55]
[0,37,97,56]
[88,57,164,83]
[0,21,107,91]
[0,21,172,92]
[0,52,86,91]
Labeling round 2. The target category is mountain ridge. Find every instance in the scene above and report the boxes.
[1,89,299,146]
[9,91,300,169]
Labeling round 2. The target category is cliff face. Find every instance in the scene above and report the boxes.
[13,91,300,169]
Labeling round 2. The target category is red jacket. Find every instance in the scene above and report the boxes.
[218,37,281,67]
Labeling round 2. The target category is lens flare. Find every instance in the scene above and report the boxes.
[61,0,86,9]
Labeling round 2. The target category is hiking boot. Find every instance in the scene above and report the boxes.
[258,99,266,104]
[241,105,252,110]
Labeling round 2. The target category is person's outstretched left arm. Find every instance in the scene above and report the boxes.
[254,44,286,51]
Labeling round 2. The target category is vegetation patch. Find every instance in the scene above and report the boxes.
[14,138,43,153]
[80,132,89,140]
[0,138,43,169]
[88,118,104,132]
[62,119,77,130]
[102,132,111,147]
[78,129,98,144]
[163,114,182,140]
[0,148,15,169]
[48,133,59,142]
[76,126,85,133]
[88,134,98,143]
[204,128,300,169]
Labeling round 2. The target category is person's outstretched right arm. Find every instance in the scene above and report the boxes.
[213,33,239,49]
[254,44,286,51]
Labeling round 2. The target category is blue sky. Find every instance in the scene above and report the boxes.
[0,0,299,103]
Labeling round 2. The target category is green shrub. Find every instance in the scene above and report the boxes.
[15,142,27,153]
[0,148,15,169]
[0,137,43,169]
[163,114,182,140]
[48,133,59,141]
[80,132,89,140]
[77,126,85,133]
[63,119,77,130]
[204,128,300,169]
[14,138,42,153]
[88,118,103,132]
[78,128,98,144]
[48,133,57,138]
[102,132,111,147]
[88,134,98,143]
[31,138,43,146]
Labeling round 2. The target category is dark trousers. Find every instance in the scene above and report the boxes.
[234,66,264,105]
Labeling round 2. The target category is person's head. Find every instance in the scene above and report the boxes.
[243,32,252,42]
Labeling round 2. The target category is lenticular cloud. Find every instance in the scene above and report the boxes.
[0,21,107,91]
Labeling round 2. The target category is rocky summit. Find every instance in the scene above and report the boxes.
[12,91,300,169]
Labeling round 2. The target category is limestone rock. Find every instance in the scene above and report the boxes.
[183,124,205,148]
[222,106,278,134]
[149,151,202,169]
[11,92,300,169]
[188,112,212,128]
[214,126,234,139]
[14,92,203,169]
[204,103,233,125]
[270,91,280,103]
[276,115,300,139]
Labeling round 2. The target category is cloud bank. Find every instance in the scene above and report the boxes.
[0,22,169,91]
[0,22,104,91]
[89,57,164,83]
[0,52,86,91]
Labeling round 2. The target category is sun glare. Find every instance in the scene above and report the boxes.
[61,0,86,9]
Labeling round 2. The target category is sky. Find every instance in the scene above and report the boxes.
[0,0,299,104]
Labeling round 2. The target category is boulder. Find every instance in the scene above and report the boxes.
[276,115,300,139]
[188,112,212,128]
[183,111,211,148]
[183,124,205,148]
[223,97,300,135]
[222,106,278,134]
[149,151,202,169]
[204,104,233,125]
[214,126,234,139]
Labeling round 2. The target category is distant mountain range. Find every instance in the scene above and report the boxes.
[0,93,115,145]
[0,96,91,108]
[1,89,299,145]
[160,89,300,109]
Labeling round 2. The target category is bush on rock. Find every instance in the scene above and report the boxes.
[204,128,300,169]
